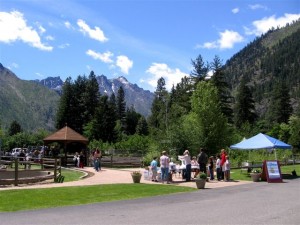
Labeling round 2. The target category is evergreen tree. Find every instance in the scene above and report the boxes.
[234,77,257,128]
[148,77,169,131]
[210,55,234,123]
[116,86,127,132]
[56,73,100,134]
[82,71,100,123]
[136,116,149,136]
[73,75,88,133]
[125,105,141,135]
[56,77,76,129]
[169,76,193,115]
[91,95,117,143]
[8,120,22,136]
[190,54,209,85]
[268,81,293,124]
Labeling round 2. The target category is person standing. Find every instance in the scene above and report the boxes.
[216,154,222,181]
[197,148,208,174]
[73,152,79,167]
[160,151,170,184]
[220,149,227,180]
[179,150,192,182]
[150,157,158,182]
[208,156,215,180]
[93,148,101,171]
[224,155,231,181]
[79,151,84,168]
[191,156,200,178]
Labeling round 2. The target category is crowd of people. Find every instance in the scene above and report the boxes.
[73,148,102,171]
[72,147,231,183]
[149,148,231,183]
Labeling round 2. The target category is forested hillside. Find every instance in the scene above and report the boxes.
[0,64,59,131]
[224,20,300,117]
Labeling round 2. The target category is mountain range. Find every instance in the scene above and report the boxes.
[33,75,154,117]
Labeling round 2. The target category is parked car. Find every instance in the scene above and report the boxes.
[11,148,22,157]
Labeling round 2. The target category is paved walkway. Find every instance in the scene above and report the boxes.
[0,167,251,190]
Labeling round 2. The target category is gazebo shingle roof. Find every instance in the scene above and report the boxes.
[43,126,88,144]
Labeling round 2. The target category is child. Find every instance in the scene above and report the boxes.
[208,156,214,180]
[216,154,221,181]
[150,157,158,182]
[224,155,231,181]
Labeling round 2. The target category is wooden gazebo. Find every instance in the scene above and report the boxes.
[43,126,89,166]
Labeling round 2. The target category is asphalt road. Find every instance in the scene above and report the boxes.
[1,179,300,225]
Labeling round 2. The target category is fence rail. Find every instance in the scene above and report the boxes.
[0,157,62,186]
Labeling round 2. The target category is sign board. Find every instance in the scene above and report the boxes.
[262,160,282,183]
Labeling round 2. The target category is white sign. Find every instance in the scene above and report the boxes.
[266,161,280,179]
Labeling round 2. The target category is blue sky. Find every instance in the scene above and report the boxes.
[0,0,299,92]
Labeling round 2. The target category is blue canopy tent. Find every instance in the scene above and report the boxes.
[230,133,292,160]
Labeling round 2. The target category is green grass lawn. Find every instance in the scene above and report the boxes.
[230,164,300,181]
[60,168,86,182]
[0,184,196,212]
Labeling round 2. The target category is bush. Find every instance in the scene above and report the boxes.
[195,172,207,179]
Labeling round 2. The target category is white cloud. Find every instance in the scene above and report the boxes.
[249,4,268,10]
[64,21,72,29]
[197,41,218,49]
[145,63,189,90]
[116,55,133,74]
[45,35,54,41]
[197,29,244,50]
[38,25,46,34]
[77,19,108,42]
[232,8,239,14]
[86,49,113,63]
[0,11,53,51]
[58,43,70,49]
[219,30,244,49]
[245,13,300,36]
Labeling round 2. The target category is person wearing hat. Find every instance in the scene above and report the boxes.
[179,150,192,182]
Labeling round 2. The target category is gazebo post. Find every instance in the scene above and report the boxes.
[64,142,67,166]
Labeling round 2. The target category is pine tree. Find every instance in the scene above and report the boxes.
[234,77,257,128]
[210,55,234,123]
[268,81,293,124]
[83,71,100,122]
[190,54,209,86]
[91,95,117,143]
[8,120,22,136]
[148,77,169,131]
[56,77,77,129]
[116,86,127,132]
[170,76,193,114]
[136,116,149,135]
[125,105,141,135]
